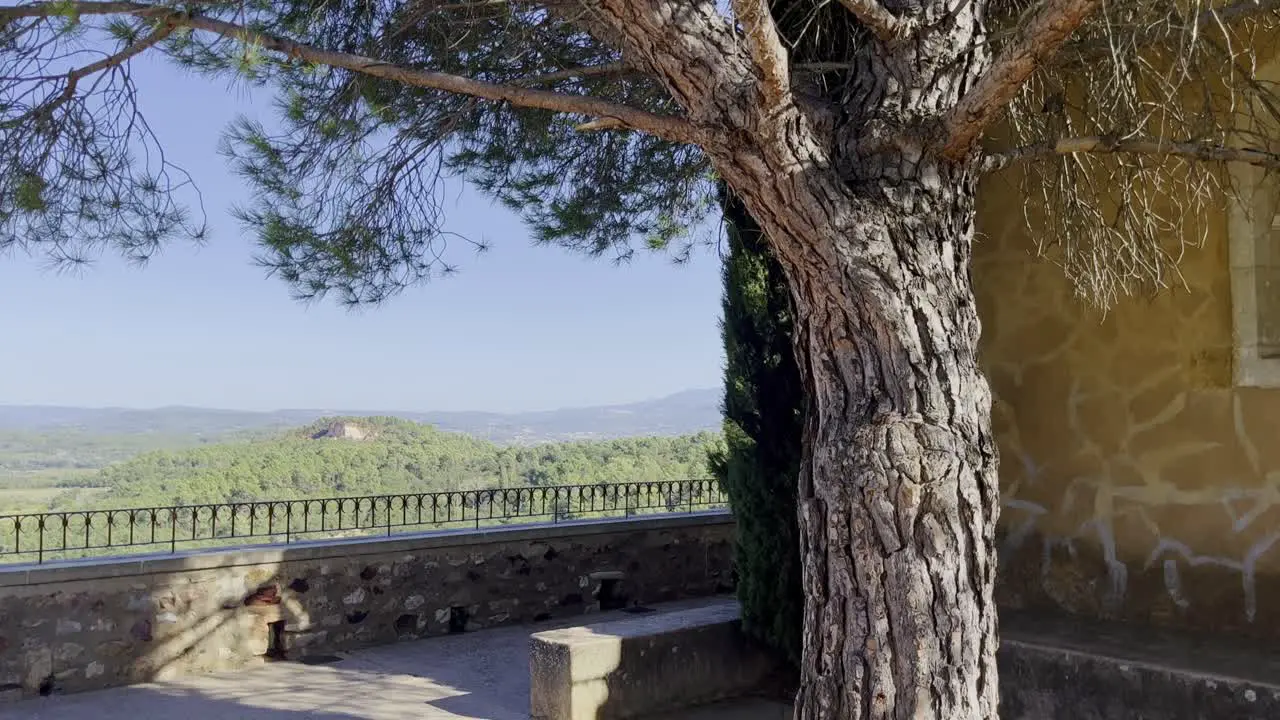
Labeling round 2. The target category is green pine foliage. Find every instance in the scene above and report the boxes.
[708,188,805,666]
[39,417,717,510]
[2,4,715,297]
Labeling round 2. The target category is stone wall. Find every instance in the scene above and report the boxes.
[975,139,1280,639]
[0,513,733,701]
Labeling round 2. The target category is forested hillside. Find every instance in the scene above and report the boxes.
[42,417,718,511]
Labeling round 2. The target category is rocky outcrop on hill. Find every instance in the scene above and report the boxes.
[312,420,370,441]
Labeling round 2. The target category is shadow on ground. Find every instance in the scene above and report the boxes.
[6,618,548,720]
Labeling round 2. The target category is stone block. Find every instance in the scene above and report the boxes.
[529,599,776,720]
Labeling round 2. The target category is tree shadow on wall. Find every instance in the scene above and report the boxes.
[23,558,312,699]
[16,557,547,720]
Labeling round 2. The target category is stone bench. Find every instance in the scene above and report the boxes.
[529,598,778,720]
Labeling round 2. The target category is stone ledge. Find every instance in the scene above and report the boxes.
[0,511,732,588]
[530,598,777,720]
[1000,610,1280,719]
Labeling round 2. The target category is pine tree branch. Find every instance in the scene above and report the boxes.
[515,61,631,86]
[587,0,757,130]
[731,0,790,107]
[1,2,704,144]
[181,13,702,143]
[983,135,1280,172]
[575,117,627,132]
[836,0,916,44]
[940,0,1102,160]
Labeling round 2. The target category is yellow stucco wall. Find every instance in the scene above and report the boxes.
[975,169,1280,638]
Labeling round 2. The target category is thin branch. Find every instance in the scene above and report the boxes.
[66,20,175,78]
[731,0,790,107]
[983,136,1280,172]
[71,22,175,105]
[1204,37,1280,127]
[0,2,703,144]
[5,17,176,129]
[940,0,1102,160]
[1058,0,1280,63]
[836,0,916,44]
[1200,0,1280,25]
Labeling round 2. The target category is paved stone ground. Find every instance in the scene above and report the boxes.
[2,599,791,720]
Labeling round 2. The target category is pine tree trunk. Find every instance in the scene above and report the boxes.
[594,1,1000,715]
[780,178,1000,720]
[698,114,1001,720]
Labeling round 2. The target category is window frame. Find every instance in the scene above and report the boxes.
[1228,162,1280,387]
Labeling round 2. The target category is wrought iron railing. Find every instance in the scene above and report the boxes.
[0,480,727,565]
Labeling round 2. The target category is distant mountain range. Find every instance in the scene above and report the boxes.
[0,389,723,444]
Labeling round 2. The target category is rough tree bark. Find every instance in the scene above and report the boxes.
[727,157,1000,720]
[784,187,999,720]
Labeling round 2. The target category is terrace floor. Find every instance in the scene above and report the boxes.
[4,600,791,720]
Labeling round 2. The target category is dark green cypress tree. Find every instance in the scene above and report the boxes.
[705,1,854,667]
[709,185,805,665]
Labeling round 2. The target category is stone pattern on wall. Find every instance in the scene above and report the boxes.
[976,176,1280,639]
[0,514,733,700]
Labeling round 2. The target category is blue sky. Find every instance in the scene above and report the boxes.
[0,58,725,413]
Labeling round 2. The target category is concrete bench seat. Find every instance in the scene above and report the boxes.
[529,598,778,720]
